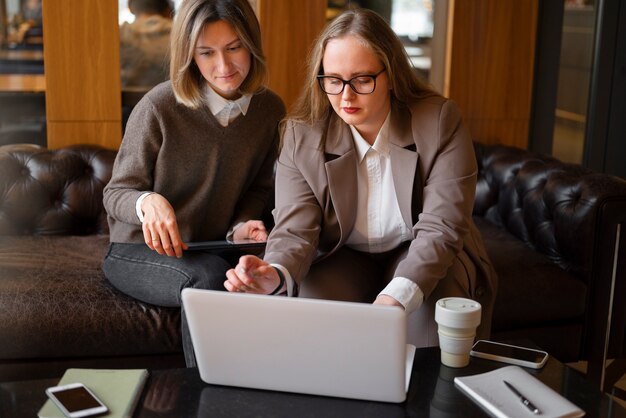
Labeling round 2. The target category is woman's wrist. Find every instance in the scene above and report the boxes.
[269,267,285,295]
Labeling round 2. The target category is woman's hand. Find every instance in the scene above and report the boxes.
[232,220,268,242]
[225,255,282,294]
[141,193,188,258]
[233,220,267,242]
[373,294,404,309]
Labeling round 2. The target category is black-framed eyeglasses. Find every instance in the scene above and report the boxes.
[317,68,386,95]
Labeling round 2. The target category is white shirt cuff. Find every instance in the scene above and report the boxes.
[226,221,246,241]
[135,192,153,223]
[379,277,424,313]
[270,264,294,297]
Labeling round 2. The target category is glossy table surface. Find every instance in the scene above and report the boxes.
[2,347,625,417]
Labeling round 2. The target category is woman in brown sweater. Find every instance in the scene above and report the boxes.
[103,0,285,367]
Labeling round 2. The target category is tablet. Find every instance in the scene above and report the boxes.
[185,239,265,252]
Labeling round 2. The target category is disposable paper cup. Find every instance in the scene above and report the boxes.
[435,298,481,368]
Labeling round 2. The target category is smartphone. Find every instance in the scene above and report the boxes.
[470,340,549,369]
[45,383,108,418]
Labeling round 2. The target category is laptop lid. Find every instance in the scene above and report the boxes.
[182,288,415,403]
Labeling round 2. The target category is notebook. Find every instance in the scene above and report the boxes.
[454,365,585,418]
[182,288,416,403]
[37,368,148,418]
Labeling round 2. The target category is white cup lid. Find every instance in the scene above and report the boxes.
[435,297,481,328]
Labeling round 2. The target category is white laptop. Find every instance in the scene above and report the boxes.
[182,288,416,403]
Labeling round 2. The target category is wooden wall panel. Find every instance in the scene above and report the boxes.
[257,0,326,111]
[42,0,121,149]
[0,0,6,46]
[446,0,538,148]
[46,122,123,150]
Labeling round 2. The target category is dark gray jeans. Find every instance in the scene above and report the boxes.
[103,243,231,367]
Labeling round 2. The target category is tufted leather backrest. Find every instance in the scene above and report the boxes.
[2,141,625,275]
[0,144,116,236]
[473,142,626,281]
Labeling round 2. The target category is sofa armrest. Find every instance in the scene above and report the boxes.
[0,144,116,236]
[473,142,626,282]
[585,196,626,390]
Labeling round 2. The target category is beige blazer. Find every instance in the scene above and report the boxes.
[265,95,496,309]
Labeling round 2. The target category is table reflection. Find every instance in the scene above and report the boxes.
[430,364,484,418]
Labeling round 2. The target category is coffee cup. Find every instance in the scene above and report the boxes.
[435,297,481,368]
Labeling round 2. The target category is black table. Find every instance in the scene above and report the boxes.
[2,347,625,417]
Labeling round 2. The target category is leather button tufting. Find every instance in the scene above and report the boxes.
[475,287,485,298]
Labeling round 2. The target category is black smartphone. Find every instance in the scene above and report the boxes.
[45,383,108,418]
[470,340,549,369]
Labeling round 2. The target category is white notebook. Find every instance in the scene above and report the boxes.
[454,365,585,418]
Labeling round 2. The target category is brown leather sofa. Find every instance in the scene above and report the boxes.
[1,143,625,385]
[0,144,184,382]
[473,142,626,390]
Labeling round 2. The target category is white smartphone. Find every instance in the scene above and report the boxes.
[45,383,108,418]
[470,340,549,369]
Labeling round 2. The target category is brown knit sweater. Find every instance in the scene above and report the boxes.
[103,81,285,243]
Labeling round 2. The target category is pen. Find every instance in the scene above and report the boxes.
[503,380,541,415]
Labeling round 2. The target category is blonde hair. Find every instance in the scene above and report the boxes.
[170,0,267,108]
[290,8,437,124]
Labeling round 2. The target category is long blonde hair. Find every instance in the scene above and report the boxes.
[290,8,437,125]
[169,0,267,108]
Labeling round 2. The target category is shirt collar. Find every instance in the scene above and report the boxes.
[205,85,252,117]
[349,110,392,163]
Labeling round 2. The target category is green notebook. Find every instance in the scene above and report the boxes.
[38,368,149,418]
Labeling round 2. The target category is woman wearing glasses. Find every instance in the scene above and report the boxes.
[225,8,497,344]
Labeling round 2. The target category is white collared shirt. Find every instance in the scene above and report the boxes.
[204,85,252,127]
[345,112,412,252]
[345,112,423,312]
